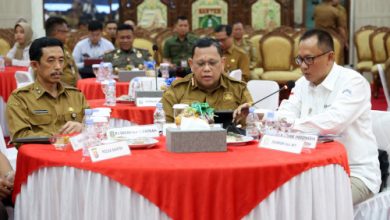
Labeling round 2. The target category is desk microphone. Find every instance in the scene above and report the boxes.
[152,44,159,90]
[251,80,295,106]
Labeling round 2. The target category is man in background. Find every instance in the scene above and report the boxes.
[163,16,198,77]
[72,20,114,78]
[214,24,250,82]
[45,16,79,87]
[232,22,256,70]
[104,20,117,45]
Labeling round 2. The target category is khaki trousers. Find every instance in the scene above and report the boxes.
[351,176,374,205]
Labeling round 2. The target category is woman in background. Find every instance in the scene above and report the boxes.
[5,22,33,67]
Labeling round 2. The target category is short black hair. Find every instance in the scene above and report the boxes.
[300,29,334,52]
[45,16,68,36]
[117,24,134,32]
[191,38,222,57]
[214,24,232,36]
[29,37,63,62]
[176,16,188,23]
[88,20,103,31]
[105,20,117,26]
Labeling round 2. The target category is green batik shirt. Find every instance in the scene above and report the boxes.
[103,47,152,70]
[163,33,198,67]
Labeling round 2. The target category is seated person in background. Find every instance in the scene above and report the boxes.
[232,22,256,70]
[45,16,79,87]
[214,24,250,82]
[5,22,33,67]
[103,24,152,72]
[103,20,117,45]
[0,152,14,220]
[234,29,381,205]
[72,20,114,78]
[161,37,253,123]
[163,16,198,77]
[7,37,89,147]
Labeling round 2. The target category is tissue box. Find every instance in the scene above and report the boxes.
[166,127,227,153]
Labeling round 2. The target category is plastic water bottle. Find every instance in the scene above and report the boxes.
[129,78,141,99]
[153,103,166,134]
[96,62,105,82]
[105,79,116,106]
[144,61,156,77]
[245,107,260,141]
[0,56,5,72]
[104,62,113,80]
[264,111,277,135]
[82,119,97,158]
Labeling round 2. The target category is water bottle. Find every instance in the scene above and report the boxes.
[129,78,141,99]
[144,61,156,77]
[0,56,5,72]
[264,111,277,136]
[104,62,113,80]
[82,119,97,158]
[245,107,260,141]
[96,62,105,82]
[104,79,116,106]
[82,109,93,125]
[153,102,166,134]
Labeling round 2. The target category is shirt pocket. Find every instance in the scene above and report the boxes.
[29,113,52,125]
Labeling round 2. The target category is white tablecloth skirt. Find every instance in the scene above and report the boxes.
[14,164,353,220]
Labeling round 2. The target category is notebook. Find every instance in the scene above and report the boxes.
[84,58,103,67]
[118,70,146,82]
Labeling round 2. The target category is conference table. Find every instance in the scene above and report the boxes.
[0,66,28,136]
[77,78,130,100]
[13,138,353,220]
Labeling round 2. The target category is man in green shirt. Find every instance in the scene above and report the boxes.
[163,16,198,77]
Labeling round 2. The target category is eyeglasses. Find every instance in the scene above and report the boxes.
[295,51,332,66]
[193,60,220,68]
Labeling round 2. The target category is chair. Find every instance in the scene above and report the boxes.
[14,71,33,88]
[249,30,267,80]
[327,30,345,65]
[377,64,390,111]
[247,80,280,110]
[133,37,155,57]
[259,31,302,85]
[353,110,390,220]
[0,127,17,171]
[370,28,390,98]
[229,69,242,81]
[385,32,390,59]
[354,25,376,73]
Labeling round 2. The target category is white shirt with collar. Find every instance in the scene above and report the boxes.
[6,43,31,67]
[72,37,114,68]
[278,63,381,194]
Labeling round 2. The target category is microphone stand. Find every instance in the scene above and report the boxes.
[153,48,158,91]
[252,85,287,106]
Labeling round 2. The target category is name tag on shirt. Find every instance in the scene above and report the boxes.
[32,110,48,114]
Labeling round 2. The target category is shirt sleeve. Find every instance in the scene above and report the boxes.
[72,43,84,69]
[161,88,177,123]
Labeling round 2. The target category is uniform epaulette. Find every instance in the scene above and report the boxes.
[171,75,192,87]
[63,84,80,91]
[13,84,33,94]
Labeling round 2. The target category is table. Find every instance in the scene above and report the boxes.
[13,139,353,220]
[77,78,130,100]
[0,66,28,136]
[87,99,155,126]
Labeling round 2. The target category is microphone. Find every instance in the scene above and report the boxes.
[152,45,159,90]
[251,80,295,106]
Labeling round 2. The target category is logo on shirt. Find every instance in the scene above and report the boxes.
[223,92,233,101]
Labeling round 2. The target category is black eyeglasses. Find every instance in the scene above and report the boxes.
[295,51,332,66]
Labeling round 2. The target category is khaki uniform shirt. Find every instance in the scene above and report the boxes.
[224,45,251,82]
[161,73,253,123]
[234,37,257,69]
[103,48,152,70]
[314,3,346,34]
[6,81,89,141]
[163,33,198,67]
[61,46,79,87]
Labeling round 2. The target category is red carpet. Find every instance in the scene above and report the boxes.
[372,88,388,111]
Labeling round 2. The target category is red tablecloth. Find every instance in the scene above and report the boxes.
[0,66,28,102]
[13,139,349,220]
[87,99,155,125]
[77,78,129,100]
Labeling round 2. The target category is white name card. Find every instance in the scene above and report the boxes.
[284,133,318,149]
[260,135,304,154]
[107,125,159,139]
[69,133,85,151]
[88,141,130,162]
[136,97,161,106]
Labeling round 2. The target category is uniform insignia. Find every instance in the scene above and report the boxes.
[136,51,142,58]
[68,107,74,112]
[114,54,119,59]
[230,59,235,63]
[71,112,77,119]
[127,57,131,62]
[223,92,233,101]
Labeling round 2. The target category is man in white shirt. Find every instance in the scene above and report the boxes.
[234,29,381,205]
[72,20,114,78]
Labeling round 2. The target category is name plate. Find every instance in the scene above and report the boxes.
[88,141,130,162]
[107,125,159,139]
[260,135,304,154]
[136,97,161,106]
[284,133,318,149]
[69,133,85,151]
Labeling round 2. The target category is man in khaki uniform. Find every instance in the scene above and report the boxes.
[45,16,79,87]
[161,38,252,123]
[7,37,88,146]
[103,24,152,72]
[214,24,250,82]
[232,22,257,70]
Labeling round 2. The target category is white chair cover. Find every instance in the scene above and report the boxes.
[247,80,280,110]
[14,71,33,88]
[229,69,242,81]
[377,64,390,111]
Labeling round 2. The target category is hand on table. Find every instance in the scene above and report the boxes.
[233,103,251,123]
[0,174,14,200]
[59,121,83,134]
